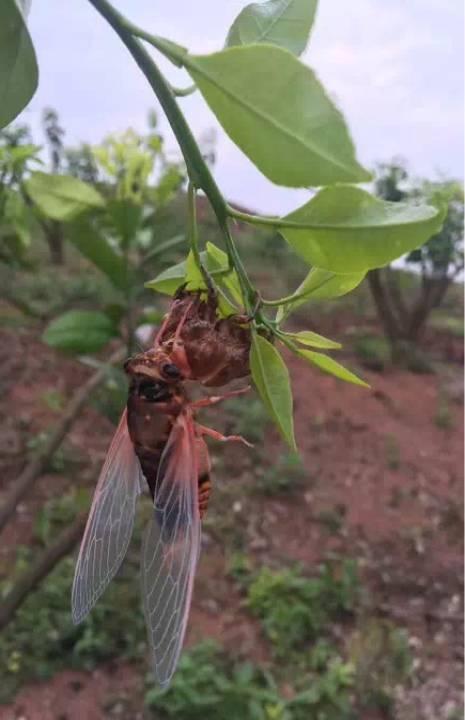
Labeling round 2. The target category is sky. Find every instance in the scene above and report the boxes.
[21,0,465,214]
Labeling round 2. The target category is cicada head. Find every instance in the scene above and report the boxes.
[124,348,184,385]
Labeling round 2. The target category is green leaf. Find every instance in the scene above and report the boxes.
[107,199,142,247]
[0,0,38,128]
[296,349,369,387]
[250,334,296,450]
[281,186,446,273]
[283,330,341,350]
[4,188,34,247]
[42,311,118,354]
[276,267,365,322]
[146,242,243,308]
[205,241,242,304]
[145,258,188,295]
[185,46,370,187]
[67,218,128,291]
[185,250,205,289]
[226,0,318,57]
[25,172,105,221]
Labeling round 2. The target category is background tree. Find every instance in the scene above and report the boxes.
[367,160,464,364]
[41,108,66,264]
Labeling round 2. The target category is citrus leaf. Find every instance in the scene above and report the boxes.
[145,258,188,295]
[107,198,142,247]
[250,333,296,450]
[205,241,242,304]
[0,0,38,128]
[185,46,369,187]
[68,218,129,291]
[146,242,243,309]
[276,267,366,322]
[184,250,205,289]
[281,185,446,272]
[25,172,104,221]
[43,311,119,354]
[226,0,318,57]
[283,330,341,350]
[296,349,369,387]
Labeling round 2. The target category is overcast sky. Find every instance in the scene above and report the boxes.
[22,0,464,214]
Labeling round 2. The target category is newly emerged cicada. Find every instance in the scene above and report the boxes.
[71,293,252,687]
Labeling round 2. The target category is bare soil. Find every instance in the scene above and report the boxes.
[0,320,463,720]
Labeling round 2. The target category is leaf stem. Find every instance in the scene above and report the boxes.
[87,0,255,312]
[262,274,333,307]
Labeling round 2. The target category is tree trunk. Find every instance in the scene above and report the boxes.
[367,270,403,345]
[407,276,450,342]
[46,221,65,265]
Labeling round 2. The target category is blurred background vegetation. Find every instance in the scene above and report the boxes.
[0,111,463,720]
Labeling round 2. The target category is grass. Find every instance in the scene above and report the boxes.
[145,640,356,720]
[353,334,391,371]
[244,560,359,659]
[255,452,307,496]
[349,618,412,716]
[0,553,146,703]
[0,491,149,702]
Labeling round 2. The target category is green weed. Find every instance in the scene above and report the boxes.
[246,560,359,658]
[0,552,146,702]
[349,618,412,716]
[256,452,306,496]
[353,334,390,371]
[33,489,90,546]
[145,641,355,720]
[40,389,66,412]
[26,431,84,473]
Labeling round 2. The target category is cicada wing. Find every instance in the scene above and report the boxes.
[142,411,200,688]
[71,409,143,624]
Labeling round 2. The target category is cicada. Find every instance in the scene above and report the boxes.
[71,295,251,687]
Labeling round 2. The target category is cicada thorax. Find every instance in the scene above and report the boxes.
[124,350,212,516]
[158,290,252,387]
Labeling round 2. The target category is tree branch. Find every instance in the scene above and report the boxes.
[367,270,402,345]
[0,512,87,630]
[0,346,126,534]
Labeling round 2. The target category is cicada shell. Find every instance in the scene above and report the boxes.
[71,307,251,687]
[158,290,252,386]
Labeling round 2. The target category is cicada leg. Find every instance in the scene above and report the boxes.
[196,423,253,448]
[190,386,250,410]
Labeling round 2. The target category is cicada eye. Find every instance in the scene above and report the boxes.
[162,363,181,380]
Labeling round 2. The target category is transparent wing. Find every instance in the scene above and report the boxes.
[71,409,143,624]
[142,411,200,688]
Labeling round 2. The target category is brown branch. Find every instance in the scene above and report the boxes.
[0,346,126,534]
[0,512,87,630]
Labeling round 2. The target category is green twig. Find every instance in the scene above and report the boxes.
[87,0,255,313]
[187,183,214,292]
